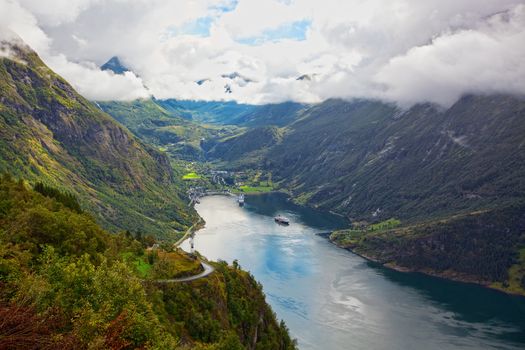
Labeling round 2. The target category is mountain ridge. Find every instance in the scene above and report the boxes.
[0,36,196,238]
[199,94,525,294]
[100,56,130,75]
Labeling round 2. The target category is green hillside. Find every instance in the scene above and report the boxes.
[206,96,525,292]
[267,96,525,222]
[97,99,239,161]
[207,126,284,167]
[0,175,296,349]
[0,39,196,238]
[331,204,525,295]
[156,99,305,127]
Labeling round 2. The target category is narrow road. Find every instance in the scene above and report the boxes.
[173,219,201,247]
[154,261,215,283]
[155,215,215,283]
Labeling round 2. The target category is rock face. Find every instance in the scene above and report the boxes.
[207,126,283,163]
[0,36,196,237]
[100,56,129,74]
[267,96,525,223]
[330,202,525,294]
[204,95,525,293]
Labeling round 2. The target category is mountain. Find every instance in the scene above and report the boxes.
[157,99,306,126]
[0,35,196,238]
[207,126,283,166]
[230,102,307,127]
[208,95,525,293]
[97,99,303,164]
[100,56,130,74]
[0,175,296,349]
[157,99,256,124]
[267,96,525,222]
[97,99,240,161]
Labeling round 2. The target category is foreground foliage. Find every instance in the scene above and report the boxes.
[0,175,296,349]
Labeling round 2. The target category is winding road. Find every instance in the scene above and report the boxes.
[154,261,215,283]
[154,196,227,284]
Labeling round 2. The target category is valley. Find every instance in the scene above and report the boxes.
[97,93,525,297]
[182,193,525,350]
[1,13,525,349]
[0,35,297,349]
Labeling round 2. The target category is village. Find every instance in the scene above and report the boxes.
[182,164,275,204]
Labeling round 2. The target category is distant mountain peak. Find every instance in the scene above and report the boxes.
[196,78,210,85]
[296,73,318,81]
[101,56,130,75]
[296,74,312,81]
[221,72,255,86]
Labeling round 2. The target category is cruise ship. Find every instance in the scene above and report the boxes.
[274,215,290,225]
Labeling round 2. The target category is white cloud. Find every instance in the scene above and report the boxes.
[17,0,101,26]
[217,0,303,39]
[46,54,150,101]
[375,5,525,107]
[0,0,150,100]
[1,0,525,106]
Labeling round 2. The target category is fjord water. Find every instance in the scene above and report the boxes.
[181,194,525,350]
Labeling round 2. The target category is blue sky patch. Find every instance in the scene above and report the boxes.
[165,1,238,39]
[167,17,214,37]
[237,19,311,46]
[211,0,239,13]
[173,17,213,37]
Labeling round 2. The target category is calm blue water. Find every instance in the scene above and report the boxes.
[181,193,525,350]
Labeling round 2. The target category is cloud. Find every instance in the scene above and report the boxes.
[46,54,150,101]
[0,0,150,100]
[1,0,524,106]
[374,5,525,106]
[17,0,101,26]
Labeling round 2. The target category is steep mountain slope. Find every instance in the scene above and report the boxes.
[157,99,254,124]
[268,96,525,222]
[0,176,296,349]
[97,99,239,161]
[207,126,283,166]
[157,99,305,126]
[0,35,196,238]
[206,96,525,292]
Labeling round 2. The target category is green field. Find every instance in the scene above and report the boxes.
[182,171,202,180]
[239,185,273,193]
[368,218,401,231]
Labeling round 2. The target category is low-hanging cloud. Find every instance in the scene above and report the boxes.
[375,5,525,107]
[1,0,524,106]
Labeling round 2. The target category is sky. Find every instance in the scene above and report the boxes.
[1,0,525,107]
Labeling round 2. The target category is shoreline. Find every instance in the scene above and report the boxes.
[177,191,236,246]
[188,192,524,298]
[325,234,525,298]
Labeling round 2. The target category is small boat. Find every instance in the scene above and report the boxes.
[238,194,245,206]
[274,215,290,225]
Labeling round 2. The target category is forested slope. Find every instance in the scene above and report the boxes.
[268,96,525,223]
[0,175,296,349]
[0,36,196,238]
